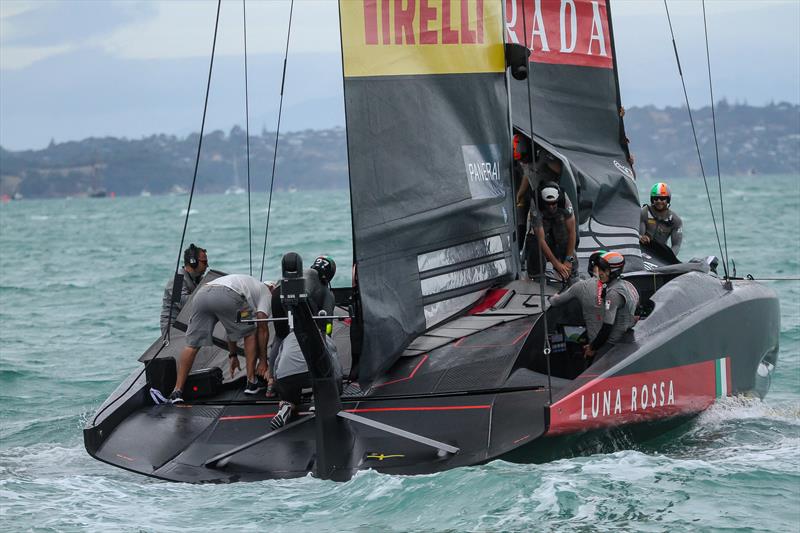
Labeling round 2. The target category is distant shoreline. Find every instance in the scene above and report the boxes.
[1,102,797,199]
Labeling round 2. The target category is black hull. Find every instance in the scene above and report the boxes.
[85,273,779,483]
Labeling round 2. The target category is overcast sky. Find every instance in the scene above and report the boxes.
[1,0,798,151]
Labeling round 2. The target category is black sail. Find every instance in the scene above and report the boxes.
[506,0,642,268]
[340,0,517,385]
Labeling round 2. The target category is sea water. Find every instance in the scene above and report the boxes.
[1,175,798,532]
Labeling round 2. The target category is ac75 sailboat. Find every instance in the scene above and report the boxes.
[85,0,780,482]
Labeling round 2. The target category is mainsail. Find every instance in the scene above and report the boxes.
[506,0,642,268]
[339,1,518,385]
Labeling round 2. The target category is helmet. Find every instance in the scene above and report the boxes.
[540,181,560,203]
[650,182,671,204]
[513,134,530,161]
[587,250,608,276]
[596,251,625,279]
[310,255,336,284]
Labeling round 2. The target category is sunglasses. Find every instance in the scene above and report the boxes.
[652,196,669,202]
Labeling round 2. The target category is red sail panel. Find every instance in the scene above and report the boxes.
[505,0,613,69]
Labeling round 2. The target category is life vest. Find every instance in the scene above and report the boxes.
[643,205,676,246]
[605,278,639,343]
[541,206,571,259]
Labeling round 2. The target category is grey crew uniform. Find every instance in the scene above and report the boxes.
[269,269,338,381]
[272,333,342,383]
[549,277,638,344]
[601,278,639,343]
[185,274,271,348]
[640,205,683,255]
[160,267,200,334]
[528,196,578,283]
[549,278,605,341]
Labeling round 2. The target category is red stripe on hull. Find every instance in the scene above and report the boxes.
[372,354,429,389]
[547,360,719,436]
[346,405,491,414]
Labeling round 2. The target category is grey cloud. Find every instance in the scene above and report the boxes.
[2,1,158,47]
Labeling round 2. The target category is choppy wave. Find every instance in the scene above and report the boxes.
[1,180,798,531]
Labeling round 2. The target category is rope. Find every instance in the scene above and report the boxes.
[242,0,253,276]
[742,277,800,282]
[93,0,223,427]
[259,0,295,280]
[663,0,729,279]
[701,0,730,276]
[165,0,223,338]
[520,0,553,406]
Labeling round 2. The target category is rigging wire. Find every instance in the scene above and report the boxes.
[243,0,253,276]
[663,0,729,279]
[520,0,553,406]
[701,0,730,275]
[165,0,223,337]
[259,0,295,281]
[93,0,223,426]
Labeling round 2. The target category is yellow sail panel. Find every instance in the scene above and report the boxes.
[340,0,505,77]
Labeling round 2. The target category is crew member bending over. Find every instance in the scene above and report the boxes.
[169,274,271,403]
[549,251,638,363]
[526,181,577,284]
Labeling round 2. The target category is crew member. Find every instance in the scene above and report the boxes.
[269,256,342,429]
[160,244,208,335]
[169,273,271,403]
[516,147,563,206]
[640,182,683,256]
[526,182,577,284]
[513,134,533,240]
[549,251,638,363]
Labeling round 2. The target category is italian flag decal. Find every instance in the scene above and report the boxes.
[715,357,732,398]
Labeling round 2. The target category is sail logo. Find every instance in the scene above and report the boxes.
[505,0,613,69]
[362,0,487,46]
[462,144,506,200]
[613,159,634,179]
[547,359,728,435]
[467,161,499,182]
[580,380,676,421]
[340,0,505,77]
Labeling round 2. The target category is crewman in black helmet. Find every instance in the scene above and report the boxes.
[269,255,342,429]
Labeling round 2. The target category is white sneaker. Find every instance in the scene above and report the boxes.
[271,401,293,430]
